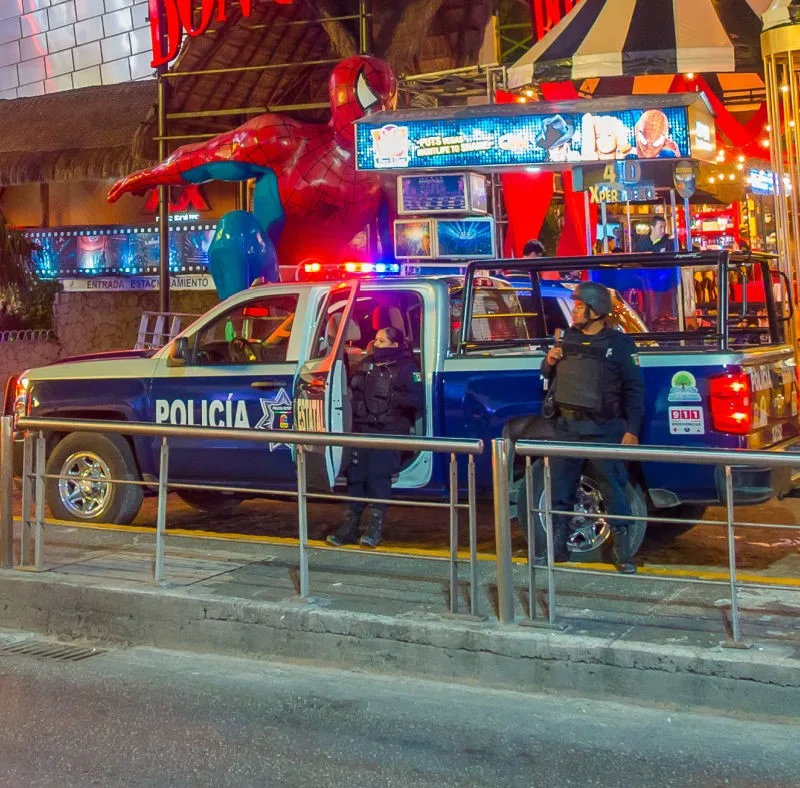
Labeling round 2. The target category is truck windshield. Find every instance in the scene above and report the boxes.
[454,252,785,353]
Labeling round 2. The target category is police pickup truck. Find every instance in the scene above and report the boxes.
[7,251,800,561]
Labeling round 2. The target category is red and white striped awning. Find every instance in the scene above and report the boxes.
[508,0,771,89]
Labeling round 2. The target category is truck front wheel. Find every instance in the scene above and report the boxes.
[513,459,647,563]
[46,432,143,524]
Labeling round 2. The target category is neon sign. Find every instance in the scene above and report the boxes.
[357,101,697,171]
[148,0,254,68]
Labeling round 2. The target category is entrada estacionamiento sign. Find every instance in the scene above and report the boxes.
[148,0,294,68]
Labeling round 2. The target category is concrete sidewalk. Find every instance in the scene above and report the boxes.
[1,522,799,719]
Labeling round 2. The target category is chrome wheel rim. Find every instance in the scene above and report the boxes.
[57,451,113,519]
[538,476,611,554]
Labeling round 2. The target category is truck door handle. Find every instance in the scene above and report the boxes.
[250,380,284,389]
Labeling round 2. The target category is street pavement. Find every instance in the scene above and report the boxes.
[0,640,798,787]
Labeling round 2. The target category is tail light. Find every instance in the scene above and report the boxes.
[3,375,17,416]
[709,370,751,434]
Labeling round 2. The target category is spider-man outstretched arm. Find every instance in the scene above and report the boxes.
[107,114,297,203]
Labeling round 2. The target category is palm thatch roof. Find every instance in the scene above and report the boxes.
[134,0,493,160]
[0,82,157,186]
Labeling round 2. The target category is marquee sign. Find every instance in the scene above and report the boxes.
[148,0,253,68]
[356,95,716,172]
[148,0,295,67]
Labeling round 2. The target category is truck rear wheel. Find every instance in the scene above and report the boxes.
[513,459,647,563]
[46,432,143,524]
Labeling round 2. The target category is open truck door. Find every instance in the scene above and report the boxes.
[293,281,360,491]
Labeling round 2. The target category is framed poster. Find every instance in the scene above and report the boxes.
[435,217,496,259]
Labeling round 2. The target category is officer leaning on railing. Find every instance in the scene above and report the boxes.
[540,282,646,574]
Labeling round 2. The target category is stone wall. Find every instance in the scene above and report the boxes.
[0,339,62,394]
[0,290,219,395]
[53,290,219,356]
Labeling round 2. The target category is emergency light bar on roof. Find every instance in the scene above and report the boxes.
[355,93,716,172]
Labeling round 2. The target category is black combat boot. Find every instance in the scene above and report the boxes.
[612,526,637,574]
[359,508,385,548]
[327,509,362,546]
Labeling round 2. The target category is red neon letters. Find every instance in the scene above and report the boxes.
[148,0,254,68]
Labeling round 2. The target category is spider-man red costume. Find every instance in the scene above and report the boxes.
[108,56,397,281]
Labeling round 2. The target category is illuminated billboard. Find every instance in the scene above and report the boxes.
[357,95,716,171]
[25,223,216,280]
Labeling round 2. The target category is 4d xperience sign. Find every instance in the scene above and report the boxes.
[356,101,697,172]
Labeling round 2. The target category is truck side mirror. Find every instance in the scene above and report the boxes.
[171,336,192,365]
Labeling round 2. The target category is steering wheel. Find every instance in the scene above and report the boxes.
[229,336,259,364]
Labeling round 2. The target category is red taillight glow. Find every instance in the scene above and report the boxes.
[709,371,751,434]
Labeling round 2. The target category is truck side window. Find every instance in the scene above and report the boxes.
[542,297,569,335]
[193,294,299,365]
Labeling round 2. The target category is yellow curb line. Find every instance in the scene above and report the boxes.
[33,518,800,588]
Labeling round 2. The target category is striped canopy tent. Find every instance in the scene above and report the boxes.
[507,0,771,89]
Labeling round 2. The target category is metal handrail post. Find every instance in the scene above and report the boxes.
[154,437,169,583]
[492,438,515,623]
[33,432,45,571]
[725,465,742,644]
[448,452,459,615]
[467,455,479,617]
[0,416,13,568]
[542,455,557,626]
[296,446,309,598]
[19,433,33,567]
[525,456,536,620]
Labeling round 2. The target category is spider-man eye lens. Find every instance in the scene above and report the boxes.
[356,71,380,110]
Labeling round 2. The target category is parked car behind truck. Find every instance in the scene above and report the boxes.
[7,251,800,561]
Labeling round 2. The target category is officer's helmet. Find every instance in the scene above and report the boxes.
[573,282,612,316]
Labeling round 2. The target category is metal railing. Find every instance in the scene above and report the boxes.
[503,439,800,644]
[0,330,56,343]
[14,417,484,617]
[3,416,800,645]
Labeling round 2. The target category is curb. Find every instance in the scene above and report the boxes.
[1,570,799,718]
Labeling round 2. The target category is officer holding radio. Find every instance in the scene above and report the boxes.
[541,282,645,573]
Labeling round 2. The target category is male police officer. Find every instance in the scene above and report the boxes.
[541,282,645,573]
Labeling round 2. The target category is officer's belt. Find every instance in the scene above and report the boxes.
[559,407,594,421]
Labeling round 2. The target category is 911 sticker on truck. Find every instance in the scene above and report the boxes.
[668,406,705,435]
[154,388,293,450]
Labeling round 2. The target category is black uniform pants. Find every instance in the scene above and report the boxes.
[346,448,400,518]
[546,418,633,563]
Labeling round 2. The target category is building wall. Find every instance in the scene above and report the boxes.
[0,179,238,227]
[0,0,153,100]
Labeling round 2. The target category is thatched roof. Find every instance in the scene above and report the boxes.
[135,0,493,160]
[0,82,157,186]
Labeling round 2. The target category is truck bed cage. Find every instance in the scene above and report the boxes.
[459,251,784,354]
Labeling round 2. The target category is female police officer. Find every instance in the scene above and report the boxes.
[327,326,421,549]
[541,282,645,573]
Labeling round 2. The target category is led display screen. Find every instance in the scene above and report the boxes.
[26,223,216,279]
[436,218,495,259]
[394,219,435,259]
[357,104,693,171]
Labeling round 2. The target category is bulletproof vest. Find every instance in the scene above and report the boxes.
[362,362,394,418]
[553,335,609,416]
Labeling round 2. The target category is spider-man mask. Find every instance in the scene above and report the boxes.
[329,56,397,146]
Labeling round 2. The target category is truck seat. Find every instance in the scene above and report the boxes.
[326,312,363,364]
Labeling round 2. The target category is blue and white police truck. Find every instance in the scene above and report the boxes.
[6,251,800,561]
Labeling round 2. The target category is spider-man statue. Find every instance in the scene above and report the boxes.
[108,56,397,295]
